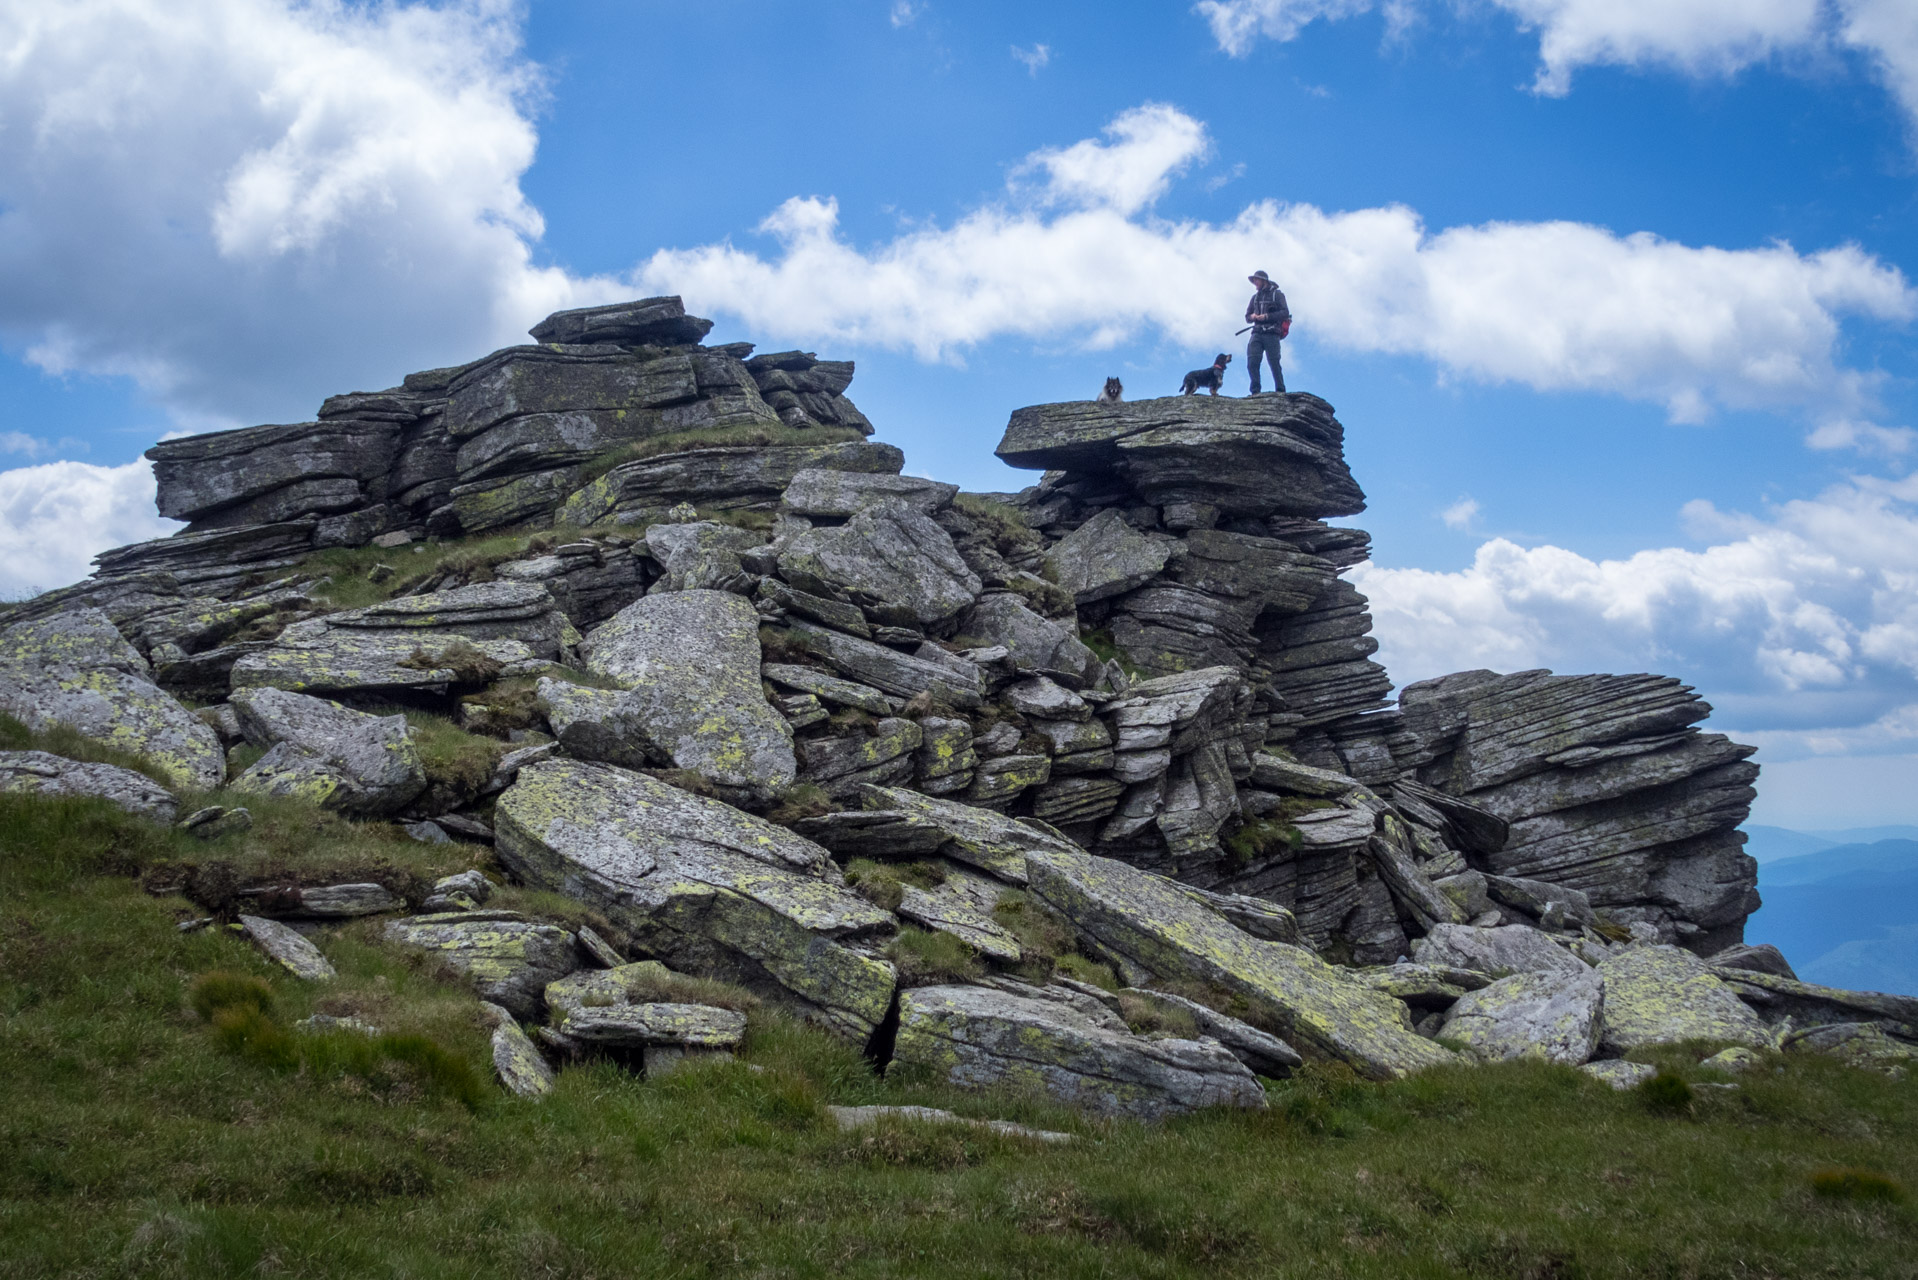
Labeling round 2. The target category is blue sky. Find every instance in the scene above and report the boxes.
[1,0,1915,828]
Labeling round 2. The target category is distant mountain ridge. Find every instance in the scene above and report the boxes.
[1744,830,1918,996]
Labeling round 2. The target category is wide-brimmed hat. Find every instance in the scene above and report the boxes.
[1249,270,1271,282]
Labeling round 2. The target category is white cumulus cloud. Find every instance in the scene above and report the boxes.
[1352,470,1918,757]
[642,104,1913,431]
[0,0,623,430]
[0,461,182,599]
[1195,0,1918,137]
[1440,496,1480,529]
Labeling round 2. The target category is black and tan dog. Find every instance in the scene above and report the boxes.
[1180,353,1231,395]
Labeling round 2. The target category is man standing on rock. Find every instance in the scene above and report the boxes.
[1244,270,1290,395]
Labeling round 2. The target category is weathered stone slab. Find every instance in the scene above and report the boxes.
[1025,848,1453,1079]
[1411,923,1590,980]
[0,609,224,791]
[762,663,894,714]
[228,687,425,816]
[383,912,580,1018]
[1042,509,1173,604]
[1120,987,1303,1077]
[782,468,958,516]
[893,983,1266,1120]
[955,595,1100,685]
[558,1002,747,1050]
[0,750,178,821]
[780,621,984,708]
[239,914,336,981]
[480,1001,556,1098]
[1596,945,1770,1055]
[493,760,896,1038]
[778,504,981,628]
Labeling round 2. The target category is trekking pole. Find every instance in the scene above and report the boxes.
[1234,326,1252,335]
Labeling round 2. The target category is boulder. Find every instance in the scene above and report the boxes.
[643,521,761,593]
[227,688,425,817]
[1024,848,1454,1079]
[955,595,1100,685]
[0,750,178,822]
[480,1001,556,1099]
[493,759,897,1039]
[1595,945,1771,1055]
[578,590,795,793]
[536,679,652,769]
[782,468,958,517]
[891,982,1266,1121]
[1411,923,1591,980]
[557,1002,747,1054]
[527,296,713,347]
[382,912,581,1019]
[777,504,981,628]
[239,915,336,981]
[230,627,544,696]
[1785,1022,1916,1069]
[318,583,573,656]
[1439,968,1604,1065]
[0,609,224,791]
[1042,509,1174,604]
[895,867,1023,963]
[1580,1059,1657,1090]
[762,663,895,714]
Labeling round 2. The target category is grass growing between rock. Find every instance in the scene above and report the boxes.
[294,524,618,610]
[5,790,1918,1277]
[574,422,870,487]
[0,711,182,789]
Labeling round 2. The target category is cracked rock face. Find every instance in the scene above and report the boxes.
[777,503,982,629]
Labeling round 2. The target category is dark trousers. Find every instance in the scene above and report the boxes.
[1246,330,1285,394]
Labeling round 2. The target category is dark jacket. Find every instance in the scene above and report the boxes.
[1246,283,1290,333]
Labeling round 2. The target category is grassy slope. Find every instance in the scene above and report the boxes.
[3,793,1917,1278]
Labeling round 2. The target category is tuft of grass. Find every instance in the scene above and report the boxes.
[294,524,617,609]
[1810,1166,1904,1203]
[1223,816,1303,865]
[1004,573,1075,618]
[952,493,1042,560]
[403,713,504,796]
[189,971,275,1021]
[398,639,503,684]
[1639,1070,1696,1116]
[574,423,868,488]
[844,859,945,913]
[884,927,983,986]
[1053,953,1120,991]
[1079,627,1145,679]
[1117,991,1200,1038]
[766,782,833,826]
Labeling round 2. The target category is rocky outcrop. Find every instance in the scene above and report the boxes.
[20,295,1861,1116]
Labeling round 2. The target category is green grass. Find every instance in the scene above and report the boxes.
[292,525,622,609]
[5,789,1918,1277]
[884,926,983,986]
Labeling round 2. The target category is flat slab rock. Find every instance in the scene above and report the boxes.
[0,750,178,822]
[557,1002,747,1050]
[892,982,1266,1121]
[777,503,981,629]
[1024,848,1453,1080]
[481,1001,556,1099]
[493,759,896,1039]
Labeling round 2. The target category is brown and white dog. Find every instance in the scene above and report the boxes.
[1181,354,1231,395]
[1096,376,1124,403]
